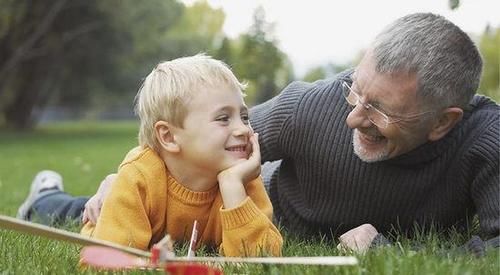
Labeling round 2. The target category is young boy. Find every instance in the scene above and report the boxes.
[17,54,282,257]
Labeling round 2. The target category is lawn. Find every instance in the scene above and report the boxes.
[0,121,498,274]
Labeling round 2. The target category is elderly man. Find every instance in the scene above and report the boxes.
[251,12,498,253]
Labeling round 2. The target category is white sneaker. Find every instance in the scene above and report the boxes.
[16,170,64,220]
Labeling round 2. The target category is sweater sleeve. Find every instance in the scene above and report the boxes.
[250,81,312,162]
[218,177,283,256]
[80,164,152,250]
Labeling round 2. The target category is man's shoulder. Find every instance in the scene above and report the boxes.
[465,95,499,127]
[470,95,499,112]
[458,95,499,159]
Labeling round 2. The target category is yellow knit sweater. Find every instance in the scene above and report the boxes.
[81,147,282,256]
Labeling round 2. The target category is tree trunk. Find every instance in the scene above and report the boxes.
[4,62,39,129]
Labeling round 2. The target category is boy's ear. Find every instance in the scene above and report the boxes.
[427,107,463,141]
[154,121,180,153]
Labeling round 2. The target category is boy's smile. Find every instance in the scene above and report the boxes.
[225,144,250,159]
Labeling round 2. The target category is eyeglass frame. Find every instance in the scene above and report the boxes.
[341,80,435,129]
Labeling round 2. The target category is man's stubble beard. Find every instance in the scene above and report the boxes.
[352,129,390,163]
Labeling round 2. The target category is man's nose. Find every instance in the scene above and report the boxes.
[346,104,373,129]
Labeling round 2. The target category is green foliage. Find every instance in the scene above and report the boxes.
[303,66,327,82]
[0,121,139,212]
[302,62,353,82]
[0,0,231,130]
[0,0,186,129]
[168,0,225,40]
[229,6,294,105]
[214,36,233,65]
[478,26,500,103]
[0,1,293,129]
[0,121,499,274]
[166,0,226,57]
[449,0,460,10]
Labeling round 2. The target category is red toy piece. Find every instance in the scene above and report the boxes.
[81,246,223,274]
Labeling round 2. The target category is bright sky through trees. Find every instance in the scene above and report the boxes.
[182,0,500,76]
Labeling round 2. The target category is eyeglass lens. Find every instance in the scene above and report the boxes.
[342,82,388,128]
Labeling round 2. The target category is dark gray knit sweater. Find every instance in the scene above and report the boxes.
[250,73,499,242]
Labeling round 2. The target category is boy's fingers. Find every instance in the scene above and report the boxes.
[252,134,261,163]
[249,133,260,157]
[253,133,259,147]
[248,123,254,134]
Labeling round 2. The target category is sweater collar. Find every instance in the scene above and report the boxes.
[166,174,219,205]
[383,134,453,166]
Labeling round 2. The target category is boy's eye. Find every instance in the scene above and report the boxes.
[215,115,230,122]
[241,113,250,124]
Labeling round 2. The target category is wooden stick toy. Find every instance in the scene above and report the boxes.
[1,214,358,274]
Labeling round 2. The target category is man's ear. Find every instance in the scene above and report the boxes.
[154,121,180,153]
[427,107,463,141]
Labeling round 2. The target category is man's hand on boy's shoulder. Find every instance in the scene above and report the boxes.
[82,173,117,224]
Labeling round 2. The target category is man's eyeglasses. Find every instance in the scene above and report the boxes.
[341,81,434,129]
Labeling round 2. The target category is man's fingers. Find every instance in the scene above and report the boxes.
[82,209,89,224]
[82,199,92,223]
[82,197,100,224]
[337,224,379,253]
[88,201,100,224]
[81,173,116,225]
[336,242,347,251]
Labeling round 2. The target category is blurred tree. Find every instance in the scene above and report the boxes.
[0,0,186,129]
[0,0,69,128]
[303,66,326,82]
[326,63,353,76]
[449,0,460,10]
[478,25,499,102]
[214,37,233,69]
[302,62,354,82]
[166,0,225,57]
[231,6,293,105]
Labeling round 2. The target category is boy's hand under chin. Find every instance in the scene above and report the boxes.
[217,133,261,209]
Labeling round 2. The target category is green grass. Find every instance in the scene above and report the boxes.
[0,121,498,274]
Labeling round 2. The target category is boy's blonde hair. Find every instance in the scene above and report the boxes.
[135,54,246,152]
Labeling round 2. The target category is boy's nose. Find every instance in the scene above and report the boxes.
[346,104,373,129]
[232,121,251,137]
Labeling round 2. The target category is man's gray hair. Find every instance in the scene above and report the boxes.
[371,13,482,109]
